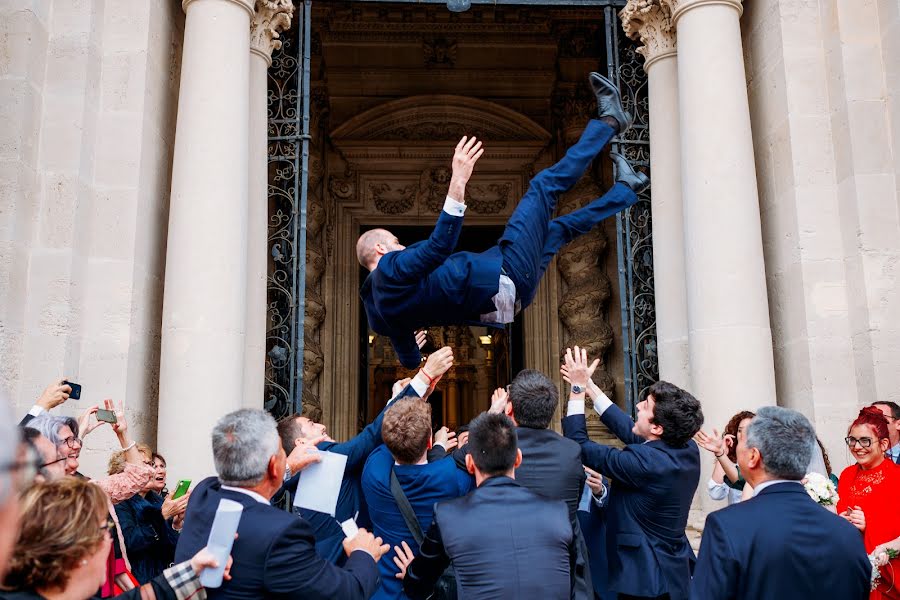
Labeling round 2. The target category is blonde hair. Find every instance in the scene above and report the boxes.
[107,442,152,475]
[3,478,108,590]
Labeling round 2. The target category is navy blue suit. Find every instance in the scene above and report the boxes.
[403,476,575,600]
[563,406,700,600]
[174,477,379,599]
[690,481,870,600]
[362,444,474,600]
[578,480,616,600]
[271,383,422,564]
[361,120,637,368]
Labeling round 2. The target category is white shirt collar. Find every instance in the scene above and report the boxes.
[753,479,801,496]
[889,443,900,456]
[221,484,270,504]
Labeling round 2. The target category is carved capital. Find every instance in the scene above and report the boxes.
[659,0,743,25]
[620,0,676,69]
[250,0,294,65]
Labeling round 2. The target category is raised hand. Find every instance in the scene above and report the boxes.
[287,435,326,474]
[693,428,728,456]
[77,405,105,438]
[162,492,190,520]
[433,426,458,451]
[584,466,605,497]
[415,330,427,349]
[392,377,413,399]
[106,398,128,437]
[422,346,454,381]
[393,540,416,579]
[37,379,72,411]
[563,346,599,388]
[489,387,509,414]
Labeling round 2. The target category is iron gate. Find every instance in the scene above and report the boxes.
[264,0,657,420]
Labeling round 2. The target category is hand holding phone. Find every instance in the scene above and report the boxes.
[172,479,192,500]
[96,409,117,424]
[62,380,82,400]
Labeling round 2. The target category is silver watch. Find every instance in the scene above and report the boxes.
[571,384,585,395]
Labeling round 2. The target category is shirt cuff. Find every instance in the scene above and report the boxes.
[162,561,202,600]
[442,196,466,216]
[434,441,446,450]
[567,399,585,416]
[592,483,608,506]
[410,373,431,398]
[592,390,614,417]
[28,404,44,417]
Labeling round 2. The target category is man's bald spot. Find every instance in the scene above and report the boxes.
[356,228,395,268]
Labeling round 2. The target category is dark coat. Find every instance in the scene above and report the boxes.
[690,481,870,600]
[174,477,379,599]
[114,490,179,584]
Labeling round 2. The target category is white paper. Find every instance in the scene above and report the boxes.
[293,450,348,516]
[199,498,243,588]
[577,482,593,513]
[340,518,359,539]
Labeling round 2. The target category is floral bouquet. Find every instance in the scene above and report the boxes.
[803,472,838,507]
[870,548,900,596]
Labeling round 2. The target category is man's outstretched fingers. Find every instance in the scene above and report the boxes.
[456,136,467,151]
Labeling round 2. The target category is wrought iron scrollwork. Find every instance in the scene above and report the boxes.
[606,7,658,411]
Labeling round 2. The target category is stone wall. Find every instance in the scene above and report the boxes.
[0,0,183,477]
[742,0,900,474]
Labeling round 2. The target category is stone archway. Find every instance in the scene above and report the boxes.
[319,95,555,439]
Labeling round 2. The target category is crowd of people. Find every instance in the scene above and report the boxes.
[1,345,898,599]
[0,72,897,600]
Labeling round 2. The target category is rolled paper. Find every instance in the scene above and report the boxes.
[198,498,243,588]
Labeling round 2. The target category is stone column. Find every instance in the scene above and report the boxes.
[158,0,254,480]
[245,1,294,409]
[621,1,690,390]
[665,0,776,428]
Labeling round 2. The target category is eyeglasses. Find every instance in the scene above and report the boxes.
[60,435,82,450]
[845,436,874,448]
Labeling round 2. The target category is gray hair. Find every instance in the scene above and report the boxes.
[212,409,281,486]
[0,399,17,502]
[29,414,79,446]
[744,406,816,480]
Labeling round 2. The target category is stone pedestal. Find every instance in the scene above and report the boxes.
[158,0,254,480]
[668,0,776,432]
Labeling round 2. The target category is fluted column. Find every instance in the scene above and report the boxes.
[665,0,776,431]
[621,0,690,391]
[158,0,254,480]
[245,1,294,409]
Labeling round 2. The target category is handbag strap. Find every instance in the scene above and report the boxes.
[390,467,424,546]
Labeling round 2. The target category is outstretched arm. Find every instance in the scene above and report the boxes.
[389,137,484,283]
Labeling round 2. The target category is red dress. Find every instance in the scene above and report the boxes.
[838,459,900,599]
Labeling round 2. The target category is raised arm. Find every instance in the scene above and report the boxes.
[389,137,484,283]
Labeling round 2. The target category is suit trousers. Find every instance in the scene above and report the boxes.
[497,119,637,308]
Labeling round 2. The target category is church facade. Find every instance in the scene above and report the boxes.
[2,0,898,524]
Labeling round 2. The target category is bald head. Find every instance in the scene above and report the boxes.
[356,228,404,270]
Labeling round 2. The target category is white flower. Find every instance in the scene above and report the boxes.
[804,472,839,506]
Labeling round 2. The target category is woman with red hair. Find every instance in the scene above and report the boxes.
[837,406,900,598]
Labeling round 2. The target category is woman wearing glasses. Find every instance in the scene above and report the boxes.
[837,407,900,598]
[0,477,230,600]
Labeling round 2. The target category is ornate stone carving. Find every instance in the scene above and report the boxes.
[423,37,457,68]
[468,184,511,214]
[659,0,744,24]
[620,0,677,68]
[370,182,418,214]
[250,0,294,63]
[329,173,356,201]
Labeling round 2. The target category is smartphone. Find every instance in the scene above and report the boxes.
[172,479,191,499]
[63,380,82,400]
[96,409,117,424]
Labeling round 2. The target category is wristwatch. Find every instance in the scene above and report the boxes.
[571,384,585,395]
[284,465,292,482]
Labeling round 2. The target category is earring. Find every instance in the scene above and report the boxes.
[81,559,87,566]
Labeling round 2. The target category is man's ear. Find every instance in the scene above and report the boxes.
[748,447,762,470]
[513,448,523,469]
[504,401,514,418]
[268,455,281,480]
[373,242,387,257]
[465,453,476,475]
[649,421,664,438]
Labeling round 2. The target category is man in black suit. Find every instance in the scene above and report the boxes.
[562,347,703,600]
[174,408,389,599]
[488,369,594,599]
[691,406,870,599]
[395,412,576,599]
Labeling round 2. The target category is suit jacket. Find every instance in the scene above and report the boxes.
[690,482,870,599]
[404,476,575,600]
[174,477,379,599]
[362,444,473,600]
[360,210,504,368]
[563,406,699,600]
[577,480,616,600]
[270,383,423,564]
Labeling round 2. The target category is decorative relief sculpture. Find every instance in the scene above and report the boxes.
[620,0,677,66]
[370,182,418,214]
[423,37,458,68]
[250,0,294,60]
